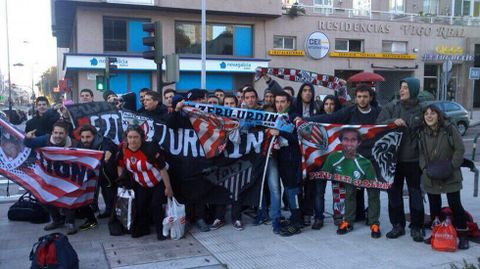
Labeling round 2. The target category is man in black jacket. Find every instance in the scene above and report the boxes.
[141,91,170,122]
[25,96,60,136]
[76,124,118,220]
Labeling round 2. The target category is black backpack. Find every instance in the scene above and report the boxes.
[30,233,79,269]
[8,192,50,224]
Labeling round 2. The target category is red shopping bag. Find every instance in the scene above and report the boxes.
[431,218,457,252]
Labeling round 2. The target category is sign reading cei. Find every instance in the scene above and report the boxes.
[305,32,330,60]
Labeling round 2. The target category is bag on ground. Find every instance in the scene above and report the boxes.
[8,192,50,224]
[115,188,135,231]
[30,232,79,269]
[431,218,457,252]
[162,197,186,240]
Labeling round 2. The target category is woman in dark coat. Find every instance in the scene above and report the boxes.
[419,104,469,249]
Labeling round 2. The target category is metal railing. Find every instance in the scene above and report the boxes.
[283,4,480,26]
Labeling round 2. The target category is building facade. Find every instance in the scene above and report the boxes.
[52,0,480,108]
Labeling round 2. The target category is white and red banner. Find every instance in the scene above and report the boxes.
[0,117,103,208]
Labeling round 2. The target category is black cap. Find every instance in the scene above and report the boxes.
[103,90,116,101]
[186,88,205,101]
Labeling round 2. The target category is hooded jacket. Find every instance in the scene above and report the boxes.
[25,109,60,136]
[295,83,321,117]
[141,103,170,122]
[376,77,423,162]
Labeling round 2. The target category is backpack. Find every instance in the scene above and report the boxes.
[30,233,79,269]
[441,207,480,238]
[8,192,50,224]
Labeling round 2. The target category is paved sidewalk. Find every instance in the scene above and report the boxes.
[1,168,479,269]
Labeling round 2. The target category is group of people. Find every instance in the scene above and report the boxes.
[18,74,469,250]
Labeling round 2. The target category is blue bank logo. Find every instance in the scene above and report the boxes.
[220,62,226,69]
[90,58,98,66]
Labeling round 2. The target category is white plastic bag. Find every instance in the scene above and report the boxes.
[115,188,135,231]
[162,197,186,240]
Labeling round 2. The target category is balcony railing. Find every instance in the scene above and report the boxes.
[282,3,480,26]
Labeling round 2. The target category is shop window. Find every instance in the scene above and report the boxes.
[382,41,407,54]
[104,18,127,52]
[424,64,439,98]
[176,22,251,56]
[353,0,371,16]
[314,0,333,13]
[273,36,296,50]
[335,39,363,52]
[423,0,439,15]
[389,0,405,13]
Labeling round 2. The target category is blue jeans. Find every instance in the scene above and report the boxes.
[267,158,301,220]
[314,180,327,221]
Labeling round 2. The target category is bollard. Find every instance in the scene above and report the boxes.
[472,133,480,161]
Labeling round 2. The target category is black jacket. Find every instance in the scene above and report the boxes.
[141,104,170,123]
[25,109,60,136]
[76,135,118,185]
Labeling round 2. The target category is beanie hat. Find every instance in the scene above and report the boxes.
[103,90,116,101]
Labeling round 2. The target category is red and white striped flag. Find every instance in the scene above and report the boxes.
[183,106,240,159]
[0,118,104,208]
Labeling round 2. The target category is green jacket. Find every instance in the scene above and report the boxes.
[419,124,465,194]
[376,99,423,162]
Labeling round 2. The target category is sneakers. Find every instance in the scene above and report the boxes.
[370,224,381,239]
[279,225,301,237]
[233,220,244,231]
[333,214,343,226]
[79,220,98,231]
[311,219,324,230]
[336,221,353,235]
[272,218,281,234]
[386,224,405,239]
[253,210,269,226]
[303,215,312,226]
[411,227,424,242]
[66,223,78,235]
[210,219,225,230]
[44,221,64,231]
[196,219,210,232]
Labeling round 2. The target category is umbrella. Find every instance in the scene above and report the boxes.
[347,72,385,83]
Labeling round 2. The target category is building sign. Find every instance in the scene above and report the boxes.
[318,21,391,33]
[268,50,305,56]
[401,25,465,39]
[64,54,269,73]
[329,52,416,60]
[305,32,330,60]
[469,67,480,80]
[435,45,464,55]
[422,53,474,62]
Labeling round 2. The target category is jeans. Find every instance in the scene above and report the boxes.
[267,158,301,220]
[313,180,327,220]
[388,161,424,229]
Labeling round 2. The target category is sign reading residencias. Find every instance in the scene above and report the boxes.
[318,21,391,33]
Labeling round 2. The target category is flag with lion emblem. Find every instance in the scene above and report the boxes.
[296,120,402,190]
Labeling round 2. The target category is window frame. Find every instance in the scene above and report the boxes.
[382,40,408,54]
[175,21,252,56]
[389,0,405,13]
[334,39,364,52]
[103,16,150,53]
[352,0,371,16]
[273,35,296,50]
[313,0,333,13]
